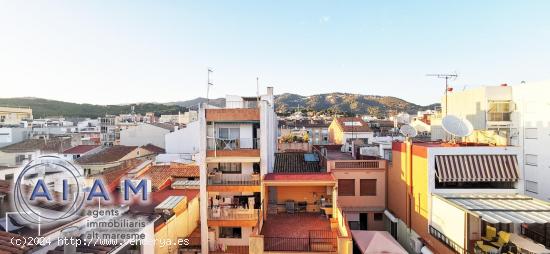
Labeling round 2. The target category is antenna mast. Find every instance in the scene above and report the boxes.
[426,73,458,116]
[207,68,214,107]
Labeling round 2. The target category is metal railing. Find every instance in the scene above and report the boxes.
[264,230,337,252]
[207,208,259,220]
[207,173,260,186]
[332,160,386,169]
[429,225,466,254]
[521,225,550,248]
[207,137,260,150]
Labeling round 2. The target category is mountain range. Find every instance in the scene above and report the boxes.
[0,93,437,118]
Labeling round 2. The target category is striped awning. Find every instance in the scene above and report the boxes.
[435,155,519,182]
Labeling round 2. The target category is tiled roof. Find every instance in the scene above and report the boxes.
[141,144,165,154]
[0,180,10,195]
[264,173,335,182]
[335,117,372,132]
[0,138,71,153]
[0,231,33,253]
[62,145,100,154]
[76,145,137,164]
[274,152,322,173]
[142,164,199,190]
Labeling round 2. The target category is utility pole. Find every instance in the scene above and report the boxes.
[206,68,214,107]
[426,73,458,115]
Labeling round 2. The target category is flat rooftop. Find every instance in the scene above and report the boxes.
[261,213,333,238]
[326,150,354,160]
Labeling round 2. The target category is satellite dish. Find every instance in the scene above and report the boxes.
[400,124,418,138]
[442,115,473,138]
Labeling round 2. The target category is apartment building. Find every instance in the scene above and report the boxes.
[432,85,514,145]
[387,141,550,254]
[0,106,32,126]
[278,119,330,145]
[512,81,550,201]
[197,88,277,254]
[432,82,550,202]
[328,117,374,152]
[99,115,118,146]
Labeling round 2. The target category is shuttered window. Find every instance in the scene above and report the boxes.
[338,179,355,196]
[360,179,377,196]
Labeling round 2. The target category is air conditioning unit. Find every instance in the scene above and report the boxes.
[409,236,423,254]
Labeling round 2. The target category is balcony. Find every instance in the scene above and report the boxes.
[208,173,260,186]
[207,173,261,192]
[207,137,259,150]
[207,207,259,227]
[206,138,260,158]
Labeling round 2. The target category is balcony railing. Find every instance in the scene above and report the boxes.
[208,208,259,220]
[429,225,466,254]
[328,160,387,171]
[487,112,511,122]
[264,230,337,252]
[207,137,260,150]
[207,173,261,186]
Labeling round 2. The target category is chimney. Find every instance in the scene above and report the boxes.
[267,86,274,96]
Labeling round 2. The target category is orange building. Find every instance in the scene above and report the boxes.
[388,141,550,254]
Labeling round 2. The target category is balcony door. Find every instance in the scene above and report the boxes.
[218,128,240,149]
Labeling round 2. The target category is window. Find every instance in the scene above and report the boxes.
[218,163,242,174]
[360,179,377,196]
[526,180,538,194]
[338,179,355,196]
[525,154,538,166]
[374,213,383,221]
[219,227,242,238]
[487,101,512,121]
[525,128,538,139]
[348,221,360,230]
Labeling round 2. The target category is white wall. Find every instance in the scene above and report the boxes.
[120,124,170,148]
[431,195,466,248]
[165,120,201,154]
[513,81,550,201]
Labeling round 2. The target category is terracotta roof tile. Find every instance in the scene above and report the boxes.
[335,117,372,132]
[0,138,71,153]
[62,145,100,154]
[141,144,165,154]
[76,145,137,164]
[142,164,199,190]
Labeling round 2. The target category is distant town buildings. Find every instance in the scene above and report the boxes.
[0,106,32,126]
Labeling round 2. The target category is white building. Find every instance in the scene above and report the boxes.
[0,127,31,148]
[512,81,550,200]
[165,120,201,154]
[119,123,173,148]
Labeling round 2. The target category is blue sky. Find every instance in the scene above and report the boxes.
[1,1,549,105]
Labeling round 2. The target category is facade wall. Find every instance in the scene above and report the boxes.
[333,169,385,210]
[154,197,200,254]
[513,81,550,200]
[165,120,201,154]
[328,120,343,144]
[119,124,170,148]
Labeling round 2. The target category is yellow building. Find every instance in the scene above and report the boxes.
[0,106,32,126]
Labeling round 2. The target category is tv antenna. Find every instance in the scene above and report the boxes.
[426,73,458,115]
[441,115,473,144]
[206,68,214,106]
